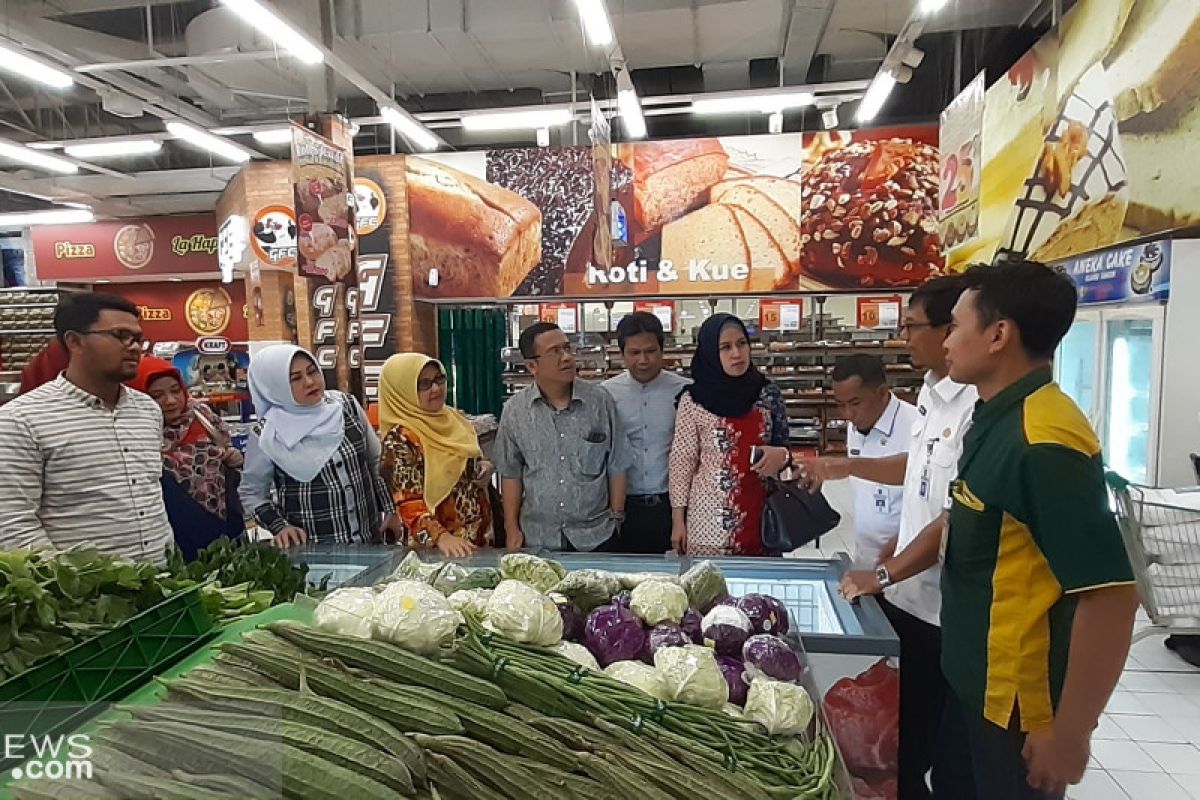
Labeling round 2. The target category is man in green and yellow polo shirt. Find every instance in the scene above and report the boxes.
[939,259,1138,799]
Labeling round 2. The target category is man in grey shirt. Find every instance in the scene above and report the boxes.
[495,322,630,552]
[603,312,690,553]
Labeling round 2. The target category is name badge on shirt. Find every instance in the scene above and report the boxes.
[873,487,894,515]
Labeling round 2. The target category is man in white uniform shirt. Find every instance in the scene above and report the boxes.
[830,354,920,569]
[603,312,690,552]
[806,276,978,800]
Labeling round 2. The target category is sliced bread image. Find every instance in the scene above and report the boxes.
[660,205,751,293]
[1055,0,1134,101]
[710,176,803,220]
[1104,0,1200,121]
[627,139,730,234]
[1123,96,1200,230]
[713,184,802,272]
[728,206,790,291]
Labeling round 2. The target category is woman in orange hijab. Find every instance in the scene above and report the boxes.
[129,356,245,558]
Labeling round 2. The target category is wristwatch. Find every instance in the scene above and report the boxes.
[875,565,893,589]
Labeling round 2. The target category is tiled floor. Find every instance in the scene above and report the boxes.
[793,480,1200,799]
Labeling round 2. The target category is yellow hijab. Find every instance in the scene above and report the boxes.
[379,353,481,509]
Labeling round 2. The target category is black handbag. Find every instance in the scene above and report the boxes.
[761,478,841,555]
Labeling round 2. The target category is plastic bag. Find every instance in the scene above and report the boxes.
[372,580,463,655]
[484,579,564,646]
[630,579,689,626]
[604,660,669,700]
[447,588,494,623]
[654,644,729,709]
[552,569,623,612]
[680,560,729,613]
[500,553,567,593]
[312,587,377,639]
[743,677,815,736]
[552,641,601,671]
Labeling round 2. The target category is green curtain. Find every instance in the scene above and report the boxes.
[438,307,506,417]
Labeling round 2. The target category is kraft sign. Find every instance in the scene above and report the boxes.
[195,336,231,355]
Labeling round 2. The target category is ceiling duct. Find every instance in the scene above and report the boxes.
[184,7,305,109]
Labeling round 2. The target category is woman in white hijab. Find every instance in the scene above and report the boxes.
[240,344,396,548]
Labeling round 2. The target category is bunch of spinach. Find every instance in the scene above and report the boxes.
[164,537,329,618]
[0,548,174,682]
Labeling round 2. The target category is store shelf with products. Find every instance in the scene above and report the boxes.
[0,287,66,372]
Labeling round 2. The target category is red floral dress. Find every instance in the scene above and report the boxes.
[668,385,788,556]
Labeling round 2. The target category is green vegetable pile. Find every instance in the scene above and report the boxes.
[0,548,184,682]
[164,537,328,622]
[12,616,841,800]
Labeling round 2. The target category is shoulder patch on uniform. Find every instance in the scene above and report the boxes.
[1021,384,1100,456]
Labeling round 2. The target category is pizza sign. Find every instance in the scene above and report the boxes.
[251,205,298,268]
[186,287,234,336]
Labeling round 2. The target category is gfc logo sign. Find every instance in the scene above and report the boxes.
[5,734,93,781]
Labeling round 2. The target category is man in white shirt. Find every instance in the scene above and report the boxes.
[806,276,977,800]
[830,354,920,569]
[0,292,172,563]
[603,312,690,553]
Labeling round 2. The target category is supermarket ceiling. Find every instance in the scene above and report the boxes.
[0,0,1060,216]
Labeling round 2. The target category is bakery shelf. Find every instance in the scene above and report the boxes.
[0,329,55,335]
[0,303,58,310]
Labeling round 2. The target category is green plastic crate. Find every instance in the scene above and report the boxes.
[0,585,216,768]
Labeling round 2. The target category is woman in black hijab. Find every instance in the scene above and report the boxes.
[668,314,791,555]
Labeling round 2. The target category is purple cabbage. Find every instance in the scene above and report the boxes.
[716,655,749,706]
[554,597,585,642]
[701,605,753,657]
[647,624,690,658]
[680,609,703,644]
[584,604,647,667]
[742,634,803,683]
[612,590,633,609]
[703,594,736,614]
[736,593,791,637]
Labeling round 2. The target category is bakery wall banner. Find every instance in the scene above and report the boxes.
[290,124,360,394]
[939,72,984,253]
[31,214,218,280]
[1057,239,1170,305]
[951,0,1200,270]
[406,126,942,300]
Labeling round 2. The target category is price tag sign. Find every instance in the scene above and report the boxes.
[761,300,802,331]
[635,301,675,332]
[858,296,903,329]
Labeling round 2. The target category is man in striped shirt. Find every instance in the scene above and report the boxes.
[0,293,172,563]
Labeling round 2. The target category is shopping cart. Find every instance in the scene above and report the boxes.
[1108,473,1200,643]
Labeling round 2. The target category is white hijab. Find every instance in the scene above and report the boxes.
[249,345,345,482]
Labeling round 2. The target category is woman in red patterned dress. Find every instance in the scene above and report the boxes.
[669,314,791,556]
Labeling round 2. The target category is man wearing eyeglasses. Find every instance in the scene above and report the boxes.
[494,322,631,553]
[0,292,172,563]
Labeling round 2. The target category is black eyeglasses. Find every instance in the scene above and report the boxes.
[417,375,448,392]
[529,343,574,360]
[77,328,149,349]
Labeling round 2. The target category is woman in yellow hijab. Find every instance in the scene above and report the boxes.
[378,353,494,556]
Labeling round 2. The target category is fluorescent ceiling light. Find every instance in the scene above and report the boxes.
[856,72,897,123]
[0,44,73,89]
[380,105,440,151]
[617,89,646,139]
[573,0,614,47]
[217,0,324,65]
[0,138,78,173]
[64,139,161,159]
[461,108,574,132]
[0,208,93,227]
[691,91,815,115]
[919,0,951,13]
[166,121,251,163]
[252,127,294,145]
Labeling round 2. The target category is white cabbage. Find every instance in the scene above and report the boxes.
[312,587,377,639]
[743,677,815,736]
[604,660,669,700]
[372,580,462,655]
[630,579,689,626]
[654,644,729,709]
[483,579,563,646]
[552,641,600,671]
